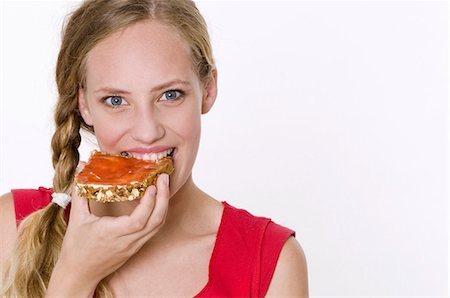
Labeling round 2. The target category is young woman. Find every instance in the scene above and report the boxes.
[0,0,308,297]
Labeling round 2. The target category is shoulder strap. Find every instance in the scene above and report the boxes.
[256,221,295,296]
[11,187,53,227]
[202,202,295,297]
[202,202,270,297]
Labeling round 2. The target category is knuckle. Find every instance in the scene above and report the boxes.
[128,218,146,231]
[152,213,166,227]
[117,242,133,256]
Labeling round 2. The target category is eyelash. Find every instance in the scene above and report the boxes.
[101,89,185,109]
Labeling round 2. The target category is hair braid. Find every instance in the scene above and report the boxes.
[1,109,82,297]
[51,103,82,192]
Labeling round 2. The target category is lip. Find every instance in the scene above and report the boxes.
[125,146,174,154]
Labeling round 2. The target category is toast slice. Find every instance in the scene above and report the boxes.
[75,150,174,203]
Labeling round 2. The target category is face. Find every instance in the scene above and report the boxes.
[78,20,217,197]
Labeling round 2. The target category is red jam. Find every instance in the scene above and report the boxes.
[76,151,172,185]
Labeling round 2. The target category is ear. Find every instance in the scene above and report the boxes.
[78,88,94,126]
[201,68,218,115]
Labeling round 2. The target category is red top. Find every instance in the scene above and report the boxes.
[12,187,295,297]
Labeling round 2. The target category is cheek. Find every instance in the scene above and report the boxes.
[91,114,129,151]
[169,103,201,143]
[95,127,123,151]
[167,106,201,182]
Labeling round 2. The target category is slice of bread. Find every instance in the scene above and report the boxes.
[75,150,174,203]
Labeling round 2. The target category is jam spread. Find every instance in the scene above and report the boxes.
[76,151,172,185]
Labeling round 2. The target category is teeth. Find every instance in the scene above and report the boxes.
[130,148,174,161]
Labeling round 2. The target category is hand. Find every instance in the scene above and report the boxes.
[47,167,170,296]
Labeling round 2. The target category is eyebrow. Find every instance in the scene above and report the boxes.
[93,79,191,95]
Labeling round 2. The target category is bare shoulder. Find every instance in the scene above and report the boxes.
[0,192,18,270]
[266,236,309,297]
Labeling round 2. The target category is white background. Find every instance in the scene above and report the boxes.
[1,1,448,296]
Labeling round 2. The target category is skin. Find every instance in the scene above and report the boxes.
[1,19,308,297]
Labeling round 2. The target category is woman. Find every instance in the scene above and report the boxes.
[0,0,308,296]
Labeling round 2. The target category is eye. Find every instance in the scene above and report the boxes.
[103,96,128,107]
[160,90,183,102]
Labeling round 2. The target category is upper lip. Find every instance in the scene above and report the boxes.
[124,146,174,154]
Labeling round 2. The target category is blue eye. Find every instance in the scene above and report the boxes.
[160,90,183,101]
[104,96,128,107]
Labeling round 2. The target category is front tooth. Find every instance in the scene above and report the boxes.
[134,149,172,161]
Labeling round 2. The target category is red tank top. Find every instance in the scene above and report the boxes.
[12,187,295,297]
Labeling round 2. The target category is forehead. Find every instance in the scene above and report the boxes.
[84,20,196,89]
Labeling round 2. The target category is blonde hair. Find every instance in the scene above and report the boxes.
[1,1,214,297]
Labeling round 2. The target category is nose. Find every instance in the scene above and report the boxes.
[130,107,165,144]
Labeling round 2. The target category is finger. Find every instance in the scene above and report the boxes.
[129,174,170,247]
[69,188,92,221]
[141,174,170,234]
[116,185,157,235]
